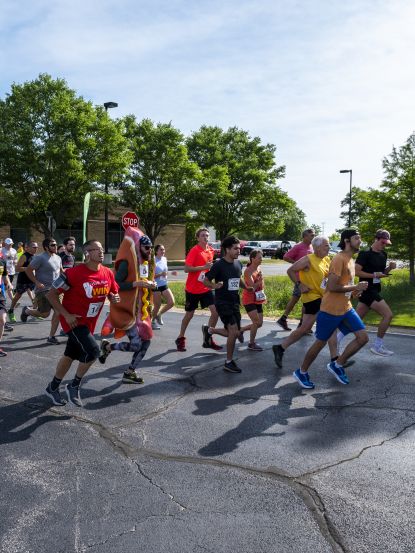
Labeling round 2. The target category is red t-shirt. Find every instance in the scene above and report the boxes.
[60,264,118,333]
[185,244,214,294]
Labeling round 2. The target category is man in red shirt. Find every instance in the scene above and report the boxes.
[45,240,120,407]
[277,228,315,331]
[175,228,222,352]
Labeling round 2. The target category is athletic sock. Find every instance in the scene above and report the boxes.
[50,376,62,391]
[71,375,82,388]
[331,355,338,363]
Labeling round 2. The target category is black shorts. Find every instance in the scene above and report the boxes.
[64,325,100,363]
[244,303,263,314]
[15,281,35,294]
[303,298,322,315]
[156,284,169,293]
[358,288,383,307]
[185,290,215,312]
[216,302,241,329]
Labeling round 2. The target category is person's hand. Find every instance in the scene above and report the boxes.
[356,281,368,291]
[215,281,223,289]
[109,293,120,303]
[388,261,397,270]
[64,313,81,329]
[36,281,45,290]
[204,261,213,270]
[171,271,178,276]
[253,282,262,291]
[299,283,310,294]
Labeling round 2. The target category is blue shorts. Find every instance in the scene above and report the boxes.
[315,308,365,341]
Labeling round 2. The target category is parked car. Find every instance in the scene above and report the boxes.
[241,241,262,256]
[208,241,221,259]
[262,240,293,259]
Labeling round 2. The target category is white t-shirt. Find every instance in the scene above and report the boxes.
[155,256,168,287]
[1,247,17,276]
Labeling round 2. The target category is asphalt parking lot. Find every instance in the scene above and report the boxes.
[1,307,414,553]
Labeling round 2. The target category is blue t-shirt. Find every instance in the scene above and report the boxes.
[155,256,168,287]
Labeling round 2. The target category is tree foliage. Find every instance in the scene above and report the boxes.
[186,126,288,239]
[338,186,373,231]
[118,117,201,243]
[0,73,131,236]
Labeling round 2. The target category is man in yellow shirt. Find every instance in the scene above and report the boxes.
[293,229,369,389]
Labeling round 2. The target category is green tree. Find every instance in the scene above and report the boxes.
[278,204,307,241]
[338,186,372,231]
[310,223,322,236]
[186,126,288,239]
[118,117,201,243]
[0,74,132,236]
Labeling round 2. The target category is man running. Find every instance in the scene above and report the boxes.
[21,237,63,344]
[337,229,396,356]
[175,228,222,352]
[8,241,38,322]
[1,238,17,301]
[203,236,255,373]
[44,240,119,407]
[277,229,315,331]
[293,229,369,389]
[0,256,13,358]
[59,236,76,270]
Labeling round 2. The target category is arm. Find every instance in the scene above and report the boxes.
[46,287,80,329]
[287,256,310,283]
[184,261,213,273]
[25,265,45,290]
[203,277,223,290]
[326,272,368,293]
[115,260,156,291]
[16,255,28,273]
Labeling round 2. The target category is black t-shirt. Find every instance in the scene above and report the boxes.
[16,252,33,285]
[205,258,242,305]
[355,248,387,290]
[59,251,75,270]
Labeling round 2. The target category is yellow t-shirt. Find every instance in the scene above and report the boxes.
[320,252,355,316]
[299,254,331,303]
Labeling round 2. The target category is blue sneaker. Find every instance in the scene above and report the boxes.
[327,361,349,384]
[293,368,315,389]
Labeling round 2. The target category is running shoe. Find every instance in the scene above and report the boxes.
[277,316,291,331]
[8,311,16,323]
[45,384,67,406]
[370,345,394,357]
[99,339,111,364]
[65,384,83,407]
[0,348,7,357]
[224,360,242,373]
[293,368,315,389]
[202,324,211,347]
[21,306,29,323]
[151,320,161,330]
[175,336,186,352]
[248,342,263,351]
[209,338,223,351]
[4,323,13,332]
[47,336,59,345]
[327,361,349,385]
[272,344,284,368]
[122,371,144,384]
[157,315,164,325]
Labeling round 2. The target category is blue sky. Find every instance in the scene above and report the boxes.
[1,0,415,235]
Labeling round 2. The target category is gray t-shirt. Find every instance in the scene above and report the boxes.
[29,252,62,292]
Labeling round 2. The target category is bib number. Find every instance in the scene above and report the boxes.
[198,270,207,283]
[255,290,266,301]
[228,278,240,291]
[320,277,328,290]
[139,264,149,278]
[87,302,103,317]
[373,275,381,284]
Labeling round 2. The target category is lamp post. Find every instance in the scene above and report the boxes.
[339,169,353,228]
[103,102,118,260]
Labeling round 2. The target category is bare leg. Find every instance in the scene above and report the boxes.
[300,339,327,373]
[49,310,60,338]
[9,291,22,310]
[158,289,175,316]
[208,304,219,328]
[210,326,228,337]
[226,323,239,361]
[282,313,316,349]
[369,300,393,338]
[283,294,300,318]
[55,356,74,379]
[178,310,194,338]
[152,291,162,320]
[247,310,263,343]
[0,311,6,342]
[337,330,369,365]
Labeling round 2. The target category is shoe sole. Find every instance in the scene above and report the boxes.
[370,348,393,357]
[122,378,144,384]
[224,366,242,373]
[326,364,349,385]
[45,389,66,406]
[272,346,283,368]
[292,371,314,389]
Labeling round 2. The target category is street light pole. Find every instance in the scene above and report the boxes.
[103,102,118,258]
[340,169,353,228]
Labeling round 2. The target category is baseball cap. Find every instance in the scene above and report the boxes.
[4,238,13,245]
[338,229,359,250]
[139,235,152,247]
[375,229,392,245]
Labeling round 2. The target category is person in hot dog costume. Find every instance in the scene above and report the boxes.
[99,227,157,383]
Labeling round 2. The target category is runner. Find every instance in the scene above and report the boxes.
[151,244,175,329]
[272,236,338,367]
[293,229,369,389]
[0,256,13,358]
[276,229,314,331]
[175,228,222,352]
[99,231,157,384]
[241,249,266,351]
[44,240,119,407]
[1,238,17,301]
[59,236,76,270]
[21,237,63,344]
[8,241,38,323]
[337,229,396,356]
[203,236,256,373]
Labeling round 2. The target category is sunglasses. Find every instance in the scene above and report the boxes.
[142,245,152,250]
[49,243,57,246]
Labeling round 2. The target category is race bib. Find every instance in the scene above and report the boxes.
[87,302,103,317]
[320,277,328,290]
[228,278,240,291]
[139,264,149,278]
[344,292,352,299]
[255,290,266,301]
[198,270,207,283]
[373,275,381,284]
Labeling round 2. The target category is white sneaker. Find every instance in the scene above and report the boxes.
[370,345,394,356]
[152,320,161,330]
[157,315,164,325]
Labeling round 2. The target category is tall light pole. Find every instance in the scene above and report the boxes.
[103,102,118,259]
[340,169,353,228]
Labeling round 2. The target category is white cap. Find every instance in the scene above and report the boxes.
[4,238,13,245]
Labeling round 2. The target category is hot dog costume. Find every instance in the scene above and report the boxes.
[100,226,155,381]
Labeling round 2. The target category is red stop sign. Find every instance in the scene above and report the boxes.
[122,211,139,230]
